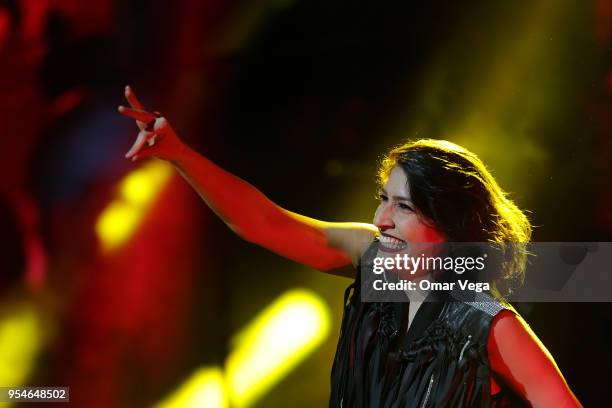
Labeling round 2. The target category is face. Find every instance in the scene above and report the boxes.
[374,165,446,250]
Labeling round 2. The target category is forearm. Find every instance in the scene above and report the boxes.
[171,144,281,241]
[118,93,358,273]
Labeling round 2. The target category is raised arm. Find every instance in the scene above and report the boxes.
[118,86,376,276]
[488,310,582,407]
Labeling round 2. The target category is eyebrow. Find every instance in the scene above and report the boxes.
[380,188,412,202]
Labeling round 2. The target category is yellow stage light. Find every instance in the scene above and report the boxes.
[96,161,172,252]
[155,289,331,408]
[0,304,42,397]
[226,289,331,408]
[120,162,171,206]
[95,201,139,251]
[154,367,227,408]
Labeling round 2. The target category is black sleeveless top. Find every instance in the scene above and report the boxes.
[329,244,527,407]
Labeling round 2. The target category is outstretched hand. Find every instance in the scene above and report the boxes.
[118,86,184,162]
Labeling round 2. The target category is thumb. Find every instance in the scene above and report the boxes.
[125,129,154,159]
[131,142,163,161]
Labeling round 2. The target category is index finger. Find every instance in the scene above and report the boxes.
[118,105,156,123]
[125,85,145,110]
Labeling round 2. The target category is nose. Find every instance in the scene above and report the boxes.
[374,202,394,231]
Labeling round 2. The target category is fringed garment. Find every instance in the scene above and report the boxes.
[329,245,526,407]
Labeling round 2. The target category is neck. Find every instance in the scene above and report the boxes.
[403,271,431,303]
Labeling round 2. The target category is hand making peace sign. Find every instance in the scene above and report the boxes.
[118,86,185,162]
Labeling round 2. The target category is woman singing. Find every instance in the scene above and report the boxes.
[118,86,581,407]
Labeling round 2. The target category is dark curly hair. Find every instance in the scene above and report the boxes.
[377,139,531,297]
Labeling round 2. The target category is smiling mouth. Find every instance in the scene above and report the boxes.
[378,234,408,252]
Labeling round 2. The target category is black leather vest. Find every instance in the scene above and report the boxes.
[329,247,526,407]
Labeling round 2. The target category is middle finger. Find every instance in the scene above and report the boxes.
[125,86,145,110]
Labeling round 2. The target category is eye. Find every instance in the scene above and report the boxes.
[398,202,414,212]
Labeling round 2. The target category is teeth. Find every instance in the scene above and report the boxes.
[379,235,407,249]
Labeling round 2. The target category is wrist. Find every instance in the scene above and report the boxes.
[170,142,191,167]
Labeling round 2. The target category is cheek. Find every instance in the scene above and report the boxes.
[372,204,383,224]
[397,216,444,243]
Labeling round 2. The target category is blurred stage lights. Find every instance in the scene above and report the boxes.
[155,367,227,408]
[226,289,331,407]
[0,305,43,392]
[96,161,172,252]
[156,289,331,408]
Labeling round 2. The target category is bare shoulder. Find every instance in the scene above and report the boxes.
[488,309,553,364]
[488,309,582,407]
